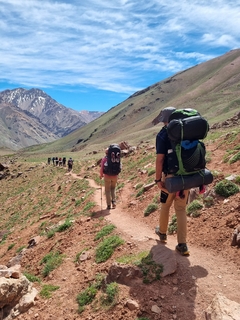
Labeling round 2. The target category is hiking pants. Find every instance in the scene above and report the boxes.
[159,189,189,244]
[104,175,118,206]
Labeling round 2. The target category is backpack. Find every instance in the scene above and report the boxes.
[166,108,209,176]
[68,159,73,166]
[164,108,213,193]
[103,144,121,175]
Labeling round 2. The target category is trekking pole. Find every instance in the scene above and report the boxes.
[100,179,103,213]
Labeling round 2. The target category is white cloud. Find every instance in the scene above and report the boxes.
[0,0,240,94]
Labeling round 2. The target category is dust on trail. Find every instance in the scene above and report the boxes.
[71,172,240,311]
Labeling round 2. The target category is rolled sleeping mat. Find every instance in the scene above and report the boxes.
[167,116,209,142]
[165,169,213,193]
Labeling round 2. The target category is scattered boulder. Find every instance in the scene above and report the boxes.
[205,293,240,320]
[231,226,240,247]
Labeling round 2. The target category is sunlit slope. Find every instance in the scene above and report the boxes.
[25,49,240,154]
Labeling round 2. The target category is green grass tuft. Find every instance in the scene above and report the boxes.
[95,235,124,263]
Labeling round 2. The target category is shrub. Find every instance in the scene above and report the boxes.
[147,168,155,176]
[56,218,72,232]
[136,187,144,197]
[135,183,144,190]
[16,246,26,253]
[7,243,15,251]
[203,196,214,208]
[23,272,41,283]
[135,253,163,283]
[215,180,239,197]
[168,214,177,234]
[229,151,240,164]
[94,224,116,240]
[100,282,119,307]
[144,203,158,216]
[40,284,60,298]
[95,235,124,263]
[236,176,240,185]
[40,251,65,277]
[187,200,203,216]
[77,285,98,313]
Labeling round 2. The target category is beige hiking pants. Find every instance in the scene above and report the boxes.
[104,175,118,206]
[159,174,189,244]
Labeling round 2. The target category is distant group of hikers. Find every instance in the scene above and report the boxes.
[100,106,212,257]
[47,157,73,172]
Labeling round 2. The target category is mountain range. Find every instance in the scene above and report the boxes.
[27,48,239,155]
[0,88,104,150]
[1,49,240,153]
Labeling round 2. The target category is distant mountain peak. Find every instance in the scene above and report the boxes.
[0,88,104,150]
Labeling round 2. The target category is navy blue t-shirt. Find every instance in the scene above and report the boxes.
[156,126,172,174]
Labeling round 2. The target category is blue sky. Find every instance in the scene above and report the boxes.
[1,0,240,112]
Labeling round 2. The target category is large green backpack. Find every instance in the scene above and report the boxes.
[166,108,209,176]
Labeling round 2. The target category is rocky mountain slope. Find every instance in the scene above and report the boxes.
[0,122,239,319]
[0,88,104,150]
[33,49,240,155]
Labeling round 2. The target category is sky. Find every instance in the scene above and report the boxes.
[1,0,240,112]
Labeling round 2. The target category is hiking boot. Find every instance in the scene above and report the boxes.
[155,227,167,242]
[175,243,189,256]
[112,201,116,209]
[107,205,111,210]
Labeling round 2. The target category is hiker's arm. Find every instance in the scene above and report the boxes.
[155,154,167,191]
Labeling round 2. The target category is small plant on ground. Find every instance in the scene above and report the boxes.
[76,284,98,313]
[100,282,119,307]
[7,243,15,251]
[16,245,26,253]
[117,250,149,264]
[203,196,214,208]
[83,201,96,213]
[94,224,116,240]
[135,252,163,284]
[215,180,239,197]
[56,218,73,232]
[147,168,155,176]
[236,176,240,185]
[135,183,144,190]
[136,187,144,198]
[40,284,60,298]
[116,182,124,190]
[46,229,56,238]
[144,203,158,217]
[23,272,41,283]
[95,235,124,263]
[40,251,65,277]
[168,214,177,234]
[153,194,159,203]
[187,200,203,217]
[229,151,240,164]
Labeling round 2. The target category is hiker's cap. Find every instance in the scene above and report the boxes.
[158,106,176,123]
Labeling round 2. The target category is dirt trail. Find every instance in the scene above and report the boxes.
[72,173,240,318]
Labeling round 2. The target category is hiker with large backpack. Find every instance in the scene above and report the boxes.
[67,158,73,172]
[100,144,121,210]
[155,107,189,256]
[154,107,213,256]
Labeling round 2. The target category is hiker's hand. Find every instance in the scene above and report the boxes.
[157,181,168,193]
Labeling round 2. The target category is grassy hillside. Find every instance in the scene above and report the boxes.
[22,49,240,157]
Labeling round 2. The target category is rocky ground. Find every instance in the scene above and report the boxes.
[0,129,239,320]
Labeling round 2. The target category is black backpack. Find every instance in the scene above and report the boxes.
[166,108,209,175]
[103,144,121,175]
